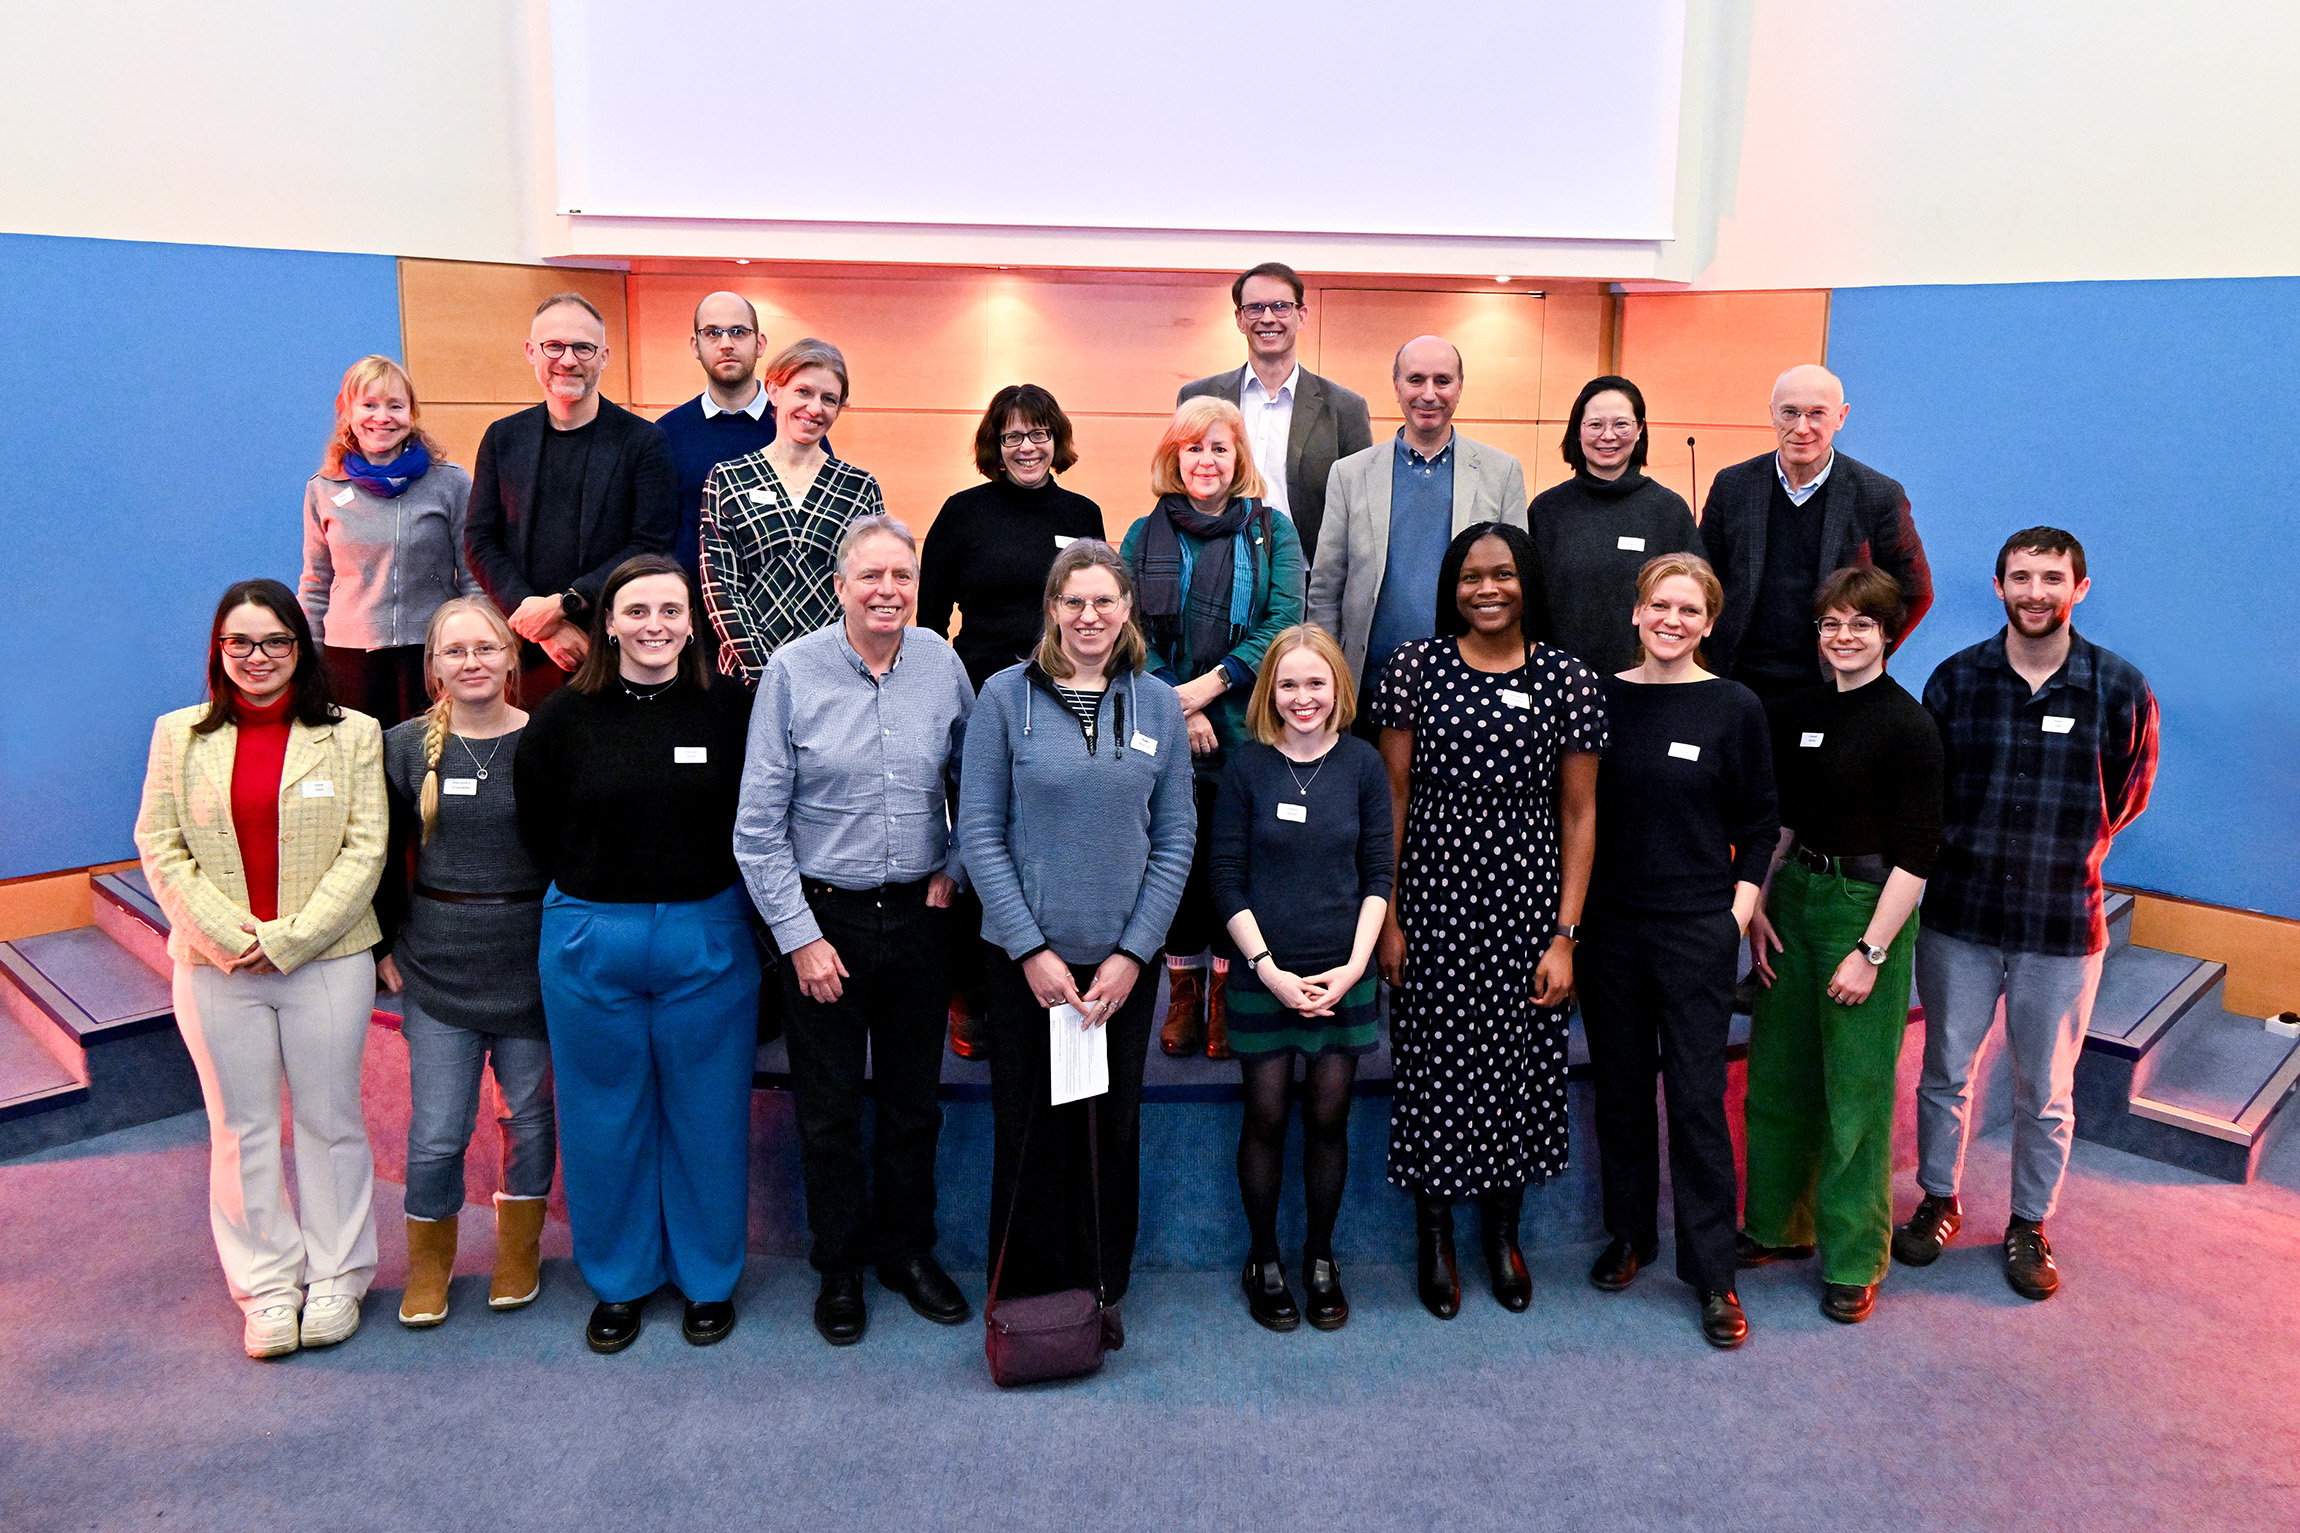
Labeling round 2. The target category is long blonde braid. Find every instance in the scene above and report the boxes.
[417,693,452,845]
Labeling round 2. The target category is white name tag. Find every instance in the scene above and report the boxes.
[1276,801,1308,823]
[1668,742,1701,761]
[1499,690,1532,710]
[747,488,774,504]
[674,746,709,763]
[1054,535,1077,549]
[1616,535,1646,552]
[1128,732,1158,756]
[443,778,479,796]
[301,779,335,798]
[331,486,356,507]
[2042,716,2075,734]
[1800,732,1825,748]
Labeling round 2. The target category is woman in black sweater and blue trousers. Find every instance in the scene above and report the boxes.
[1579,553,1778,1350]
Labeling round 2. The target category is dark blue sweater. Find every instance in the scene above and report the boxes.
[655,394,779,576]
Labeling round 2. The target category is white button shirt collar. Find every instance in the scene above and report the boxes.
[702,381,770,420]
[1775,449,1836,506]
[1239,363,1301,519]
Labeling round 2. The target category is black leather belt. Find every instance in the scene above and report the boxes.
[802,876,933,904]
[1789,844,1893,886]
[415,883,546,905]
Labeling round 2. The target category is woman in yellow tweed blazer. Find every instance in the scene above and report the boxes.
[136,578,387,1361]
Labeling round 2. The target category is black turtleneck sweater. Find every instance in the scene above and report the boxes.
[920,476,1107,690]
[1528,469,1701,675]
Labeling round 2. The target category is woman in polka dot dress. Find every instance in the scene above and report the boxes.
[1372,522,1605,1321]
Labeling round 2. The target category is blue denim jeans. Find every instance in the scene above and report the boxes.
[400,996,557,1222]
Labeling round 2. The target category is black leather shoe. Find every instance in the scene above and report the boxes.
[1241,1258,1301,1332]
[1414,1198,1460,1320]
[1301,1255,1348,1331]
[1735,1229,1816,1268]
[879,1253,970,1325]
[1892,1194,1962,1267]
[586,1299,644,1354]
[1699,1290,1749,1349]
[1480,1191,1533,1313]
[682,1299,736,1346]
[814,1271,867,1345]
[1588,1235,1655,1293]
[2003,1221,2059,1301]
[1821,1283,1877,1324]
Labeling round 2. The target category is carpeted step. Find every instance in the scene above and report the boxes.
[0,926,202,1158]
[91,869,170,977]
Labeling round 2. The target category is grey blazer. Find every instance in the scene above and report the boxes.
[1177,364,1372,563]
[1306,433,1530,683]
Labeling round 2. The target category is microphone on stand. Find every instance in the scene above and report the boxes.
[1687,436,1699,509]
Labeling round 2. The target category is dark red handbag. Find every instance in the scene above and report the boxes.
[984,1099,1122,1387]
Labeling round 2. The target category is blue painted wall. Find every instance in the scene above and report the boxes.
[1828,277,2300,920]
[0,234,402,878]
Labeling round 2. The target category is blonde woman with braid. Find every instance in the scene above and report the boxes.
[375,597,555,1326]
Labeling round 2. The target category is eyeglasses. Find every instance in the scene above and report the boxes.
[1056,596,1125,617]
[695,326,756,343]
[218,635,297,659]
[1775,406,1835,427]
[1238,301,1300,319]
[439,642,510,662]
[536,340,603,361]
[1580,417,1639,437]
[999,428,1054,448]
[1815,617,1882,638]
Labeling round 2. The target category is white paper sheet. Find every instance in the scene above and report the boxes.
[1047,1004,1109,1106]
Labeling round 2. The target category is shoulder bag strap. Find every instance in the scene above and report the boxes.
[1088,1096,1107,1306]
[986,1098,1033,1314]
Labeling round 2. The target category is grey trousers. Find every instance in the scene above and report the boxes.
[1913,928,2105,1222]
[401,996,557,1222]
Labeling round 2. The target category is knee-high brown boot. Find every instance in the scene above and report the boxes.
[401,1215,457,1327]
[491,1196,546,1310]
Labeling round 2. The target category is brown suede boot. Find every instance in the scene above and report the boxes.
[1205,965,1233,1060]
[947,992,988,1060]
[490,1196,546,1310]
[400,1215,457,1327]
[1160,966,1205,1056]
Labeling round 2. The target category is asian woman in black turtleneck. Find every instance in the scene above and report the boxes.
[1528,376,1701,675]
[918,385,1104,1059]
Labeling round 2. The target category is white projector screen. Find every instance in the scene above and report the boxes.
[551,0,1687,242]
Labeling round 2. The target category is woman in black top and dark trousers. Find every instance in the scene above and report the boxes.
[1579,552,1777,1349]
[1527,376,1701,676]
[919,385,1105,1060]
[515,555,758,1355]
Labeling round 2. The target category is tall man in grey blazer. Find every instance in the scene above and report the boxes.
[1308,335,1529,697]
[1178,262,1372,567]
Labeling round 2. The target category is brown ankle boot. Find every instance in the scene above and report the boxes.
[947,993,988,1059]
[1205,966,1233,1060]
[490,1196,546,1310]
[400,1215,457,1326]
[1160,967,1205,1056]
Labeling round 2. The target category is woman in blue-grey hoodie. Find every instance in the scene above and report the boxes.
[958,538,1195,1321]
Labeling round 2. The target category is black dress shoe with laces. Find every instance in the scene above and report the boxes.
[1892,1194,1962,1267]
[2002,1220,2059,1301]
[682,1299,736,1346]
[1301,1256,1348,1331]
[1241,1258,1302,1332]
[1734,1229,1816,1268]
[879,1253,971,1324]
[1588,1235,1656,1293]
[1821,1283,1877,1324]
[586,1299,645,1354]
[1699,1290,1749,1349]
[814,1271,868,1345]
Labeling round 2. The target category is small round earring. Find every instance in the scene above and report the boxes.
[608,634,620,646]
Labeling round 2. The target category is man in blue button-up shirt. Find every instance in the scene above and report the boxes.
[734,513,977,1343]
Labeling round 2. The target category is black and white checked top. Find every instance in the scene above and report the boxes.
[698,447,886,684]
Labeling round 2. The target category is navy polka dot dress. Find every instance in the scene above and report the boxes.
[1371,637,1609,1197]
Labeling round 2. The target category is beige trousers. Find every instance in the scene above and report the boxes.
[173,953,378,1313]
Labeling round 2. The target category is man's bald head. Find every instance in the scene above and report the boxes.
[692,291,761,333]
[1771,364,1844,411]
[690,291,765,393]
[1770,364,1849,480]
[1394,334,1465,382]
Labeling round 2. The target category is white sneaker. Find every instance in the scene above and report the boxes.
[244,1303,301,1359]
[301,1294,361,1348]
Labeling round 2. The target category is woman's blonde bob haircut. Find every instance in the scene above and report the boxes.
[763,337,851,401]
[1033,539,1147,680]
[323,355,443,477]
[1149,396,1268,502]
[1245,624,1356,745]
[1631,552,1725,665]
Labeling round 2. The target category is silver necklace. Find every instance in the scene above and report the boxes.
[456,733,505,781]
[620,675,678,703]
[1281,743,1334,798]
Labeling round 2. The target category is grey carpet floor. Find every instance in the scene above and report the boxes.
[4,1110,2297,1532]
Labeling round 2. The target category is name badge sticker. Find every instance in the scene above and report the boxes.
[443,777,479,796]
[1668,742,1701,761]
[331,486,356,507]
[1128,732,1158,757]
[1499,689,1533,710]
[1800,732,1825,748]
[1276,802,1308,823]
[301,779,335,798]
[1616,535,1646,552]
[1054,535,1077,549]
[747,488,773,505]
[674,746,709,764]
[2042,716,2075,734]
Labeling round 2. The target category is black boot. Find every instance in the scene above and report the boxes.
[1479,1187,1533,1312]
[1414,1195,1460,1320]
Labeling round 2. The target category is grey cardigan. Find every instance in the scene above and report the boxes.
[956,662,1196,966]
[300,463,482,649]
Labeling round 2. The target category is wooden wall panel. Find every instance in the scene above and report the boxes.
[808,411,984,533]
[1537,290,1613,419]
[418,404,502,482]
[1063,415,1173,541]
[1639,424,1780,519]
[1616,290,1829,427]
[400,259,630,408]
[1320,289,1546,422]
[988,279,1238,417]
[2131,893,2300,1019]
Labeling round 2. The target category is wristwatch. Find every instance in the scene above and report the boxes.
[1854,940,1889,966]
[559,588,590,622]
[1554,924,1581,944]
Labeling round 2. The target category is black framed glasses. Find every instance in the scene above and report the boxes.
[1238,301,1300,319]
[537,340,603,361]
[218,635,297,659]
[695,326,756,343]
[999,428,1054,448]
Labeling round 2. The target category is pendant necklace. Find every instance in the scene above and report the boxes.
[457,733,506,781]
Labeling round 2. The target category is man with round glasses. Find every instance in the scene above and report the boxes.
[656,291,789,580]
[1179,261,1371,567]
